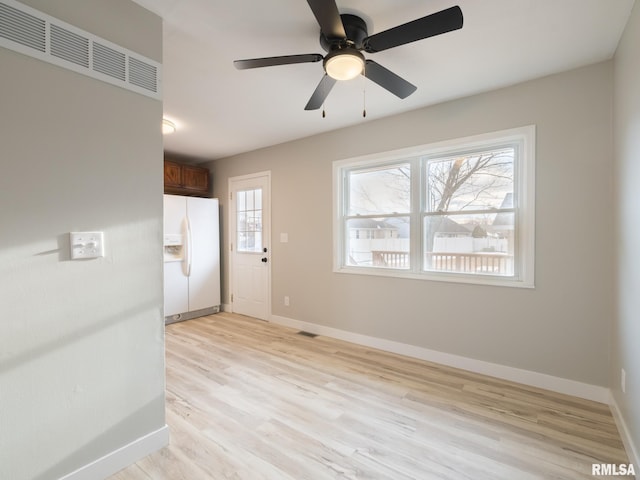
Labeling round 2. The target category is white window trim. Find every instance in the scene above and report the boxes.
[333,125,536,288]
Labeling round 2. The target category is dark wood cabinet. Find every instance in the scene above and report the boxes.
[164,161,182,188]
[182,165,209,192]
[164,160,210,196]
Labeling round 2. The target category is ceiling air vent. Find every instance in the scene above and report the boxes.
[0,1,45,52]
[93,41,126,82]
[0,0,161,100]
[129,56,158,93]
[50,23,89,68]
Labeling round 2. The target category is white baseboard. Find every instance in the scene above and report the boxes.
[59,424,169,480]
[609,393,640,469]
[269,314,610,404]
[221,303,232,313]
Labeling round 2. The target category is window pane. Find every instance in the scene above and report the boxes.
[246,190,255,210]
[254,189,262,210]
[237,212,247,232]
[426,148,514,212]
[348,163,411,215]
[254,211,262,233]
[241,232,255,251]
[423,212,514,276]
[346,216,410,269]
[237,191,246,212]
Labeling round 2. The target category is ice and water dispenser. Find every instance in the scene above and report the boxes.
[163,234,184,262]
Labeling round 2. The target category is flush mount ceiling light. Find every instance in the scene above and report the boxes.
[324,48,365,81]
[162,118,176,135]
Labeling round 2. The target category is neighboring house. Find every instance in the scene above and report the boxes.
[348,218,400,240]
[348,218,406,266]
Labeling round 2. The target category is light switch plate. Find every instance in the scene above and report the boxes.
[70,231,104,259]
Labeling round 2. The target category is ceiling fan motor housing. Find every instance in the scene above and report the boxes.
[320,14,368,51]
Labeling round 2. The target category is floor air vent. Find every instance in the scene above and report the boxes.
[0,0,161,100]
[297,331,318,338]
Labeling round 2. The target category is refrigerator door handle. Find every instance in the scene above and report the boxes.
[185,216,193,277]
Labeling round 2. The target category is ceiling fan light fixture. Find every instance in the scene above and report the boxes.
[162,118,176,135]
[324,49,365,81]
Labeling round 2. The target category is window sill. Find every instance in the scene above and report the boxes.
[334,265,535,289]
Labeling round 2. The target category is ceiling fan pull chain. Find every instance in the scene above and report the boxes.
[362,87,367,118]
[322,104,326,118]
[360,69,367,118]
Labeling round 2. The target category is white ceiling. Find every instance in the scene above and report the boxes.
[132,0,634,161]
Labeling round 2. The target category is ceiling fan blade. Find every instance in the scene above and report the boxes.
[364,60,416,99]
[364,6,463,53]
[304,74,337,110]
[306,0,346,40]
[234,54,323,70]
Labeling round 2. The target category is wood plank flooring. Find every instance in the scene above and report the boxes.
[110,312,631,479]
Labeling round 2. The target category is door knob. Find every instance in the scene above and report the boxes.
[261,257,268,263]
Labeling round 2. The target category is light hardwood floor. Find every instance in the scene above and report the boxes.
[111,312,631,479]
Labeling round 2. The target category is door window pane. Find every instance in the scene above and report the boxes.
[237,188,263,252]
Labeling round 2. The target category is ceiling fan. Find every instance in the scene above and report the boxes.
[233,0,463,111]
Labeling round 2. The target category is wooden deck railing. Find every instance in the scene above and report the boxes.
[371,251,410,268]
[425,252,513,274]
[372,250,513,275]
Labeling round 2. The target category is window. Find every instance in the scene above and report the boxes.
[334,126,535,287]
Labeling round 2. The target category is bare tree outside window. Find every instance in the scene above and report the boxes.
[427,149,514,213]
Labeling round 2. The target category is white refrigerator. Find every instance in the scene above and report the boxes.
[163,194,221,324]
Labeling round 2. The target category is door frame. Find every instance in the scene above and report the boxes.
[228,171,272,320]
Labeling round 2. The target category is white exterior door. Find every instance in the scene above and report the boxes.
[230,172,271,320]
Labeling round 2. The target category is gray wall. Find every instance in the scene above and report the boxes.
[210,60,614,388]
[0,2,165,479]
[613,0,640,460]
